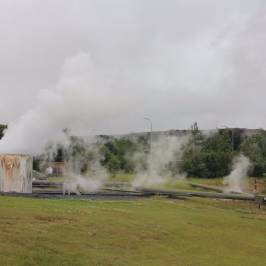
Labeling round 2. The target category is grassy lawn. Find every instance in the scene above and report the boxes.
[133,177,225,192]
[0,196,266,266]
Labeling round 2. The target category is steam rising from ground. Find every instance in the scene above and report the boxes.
[43,136,108,194]
[61,134,189,192]
[63,156,107,195]
[132,135,188,187]
[41,134,189,193]
[223,154,251,193]
[63,175,102,195]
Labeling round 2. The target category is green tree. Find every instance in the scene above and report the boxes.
[100,137,140,173]
[0,124,7,139]
[240,130,266,176]
[181,127,233,178]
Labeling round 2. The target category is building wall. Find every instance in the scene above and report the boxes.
[47,162,66,176]
[0,154,32,193]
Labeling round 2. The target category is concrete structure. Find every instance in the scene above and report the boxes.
[0,154,32,193]
[45,162,65,176]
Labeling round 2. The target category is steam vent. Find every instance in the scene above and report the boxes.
[0,154,32,193]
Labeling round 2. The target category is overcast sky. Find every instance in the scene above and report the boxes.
[0,0,266,135]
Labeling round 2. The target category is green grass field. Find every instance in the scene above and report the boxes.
[0,196,266,266]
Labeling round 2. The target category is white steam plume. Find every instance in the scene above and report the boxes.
[0,52,133,155]
[223,154,251,193]
[46,136,108,194]
[132,135,188,187]
[63,165,107,195]
[63,175,103,195]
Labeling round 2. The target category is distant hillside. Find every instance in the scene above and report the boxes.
[104,128,264,140]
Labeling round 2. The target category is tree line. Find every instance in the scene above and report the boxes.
[39,125,266,178]
[100,126,266,178]
[2,122,266,178]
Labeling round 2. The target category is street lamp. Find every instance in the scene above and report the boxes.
[144,117,152,133]
[144,117,153,150]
